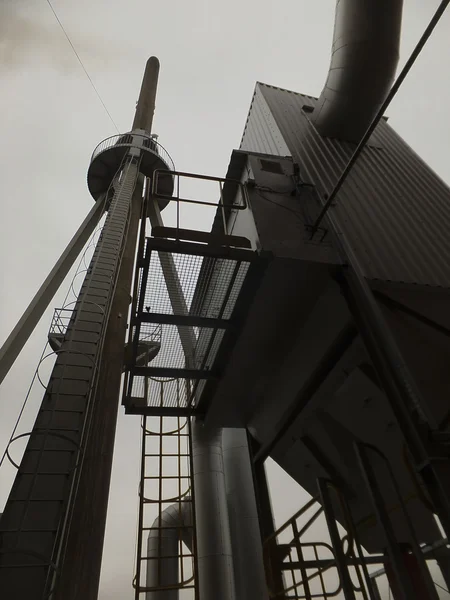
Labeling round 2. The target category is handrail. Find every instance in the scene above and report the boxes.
[264,495,320,545]
[90,133,175,173]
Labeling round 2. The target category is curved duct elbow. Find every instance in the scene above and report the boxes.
[312,0,403,143]
[146,501,193,600]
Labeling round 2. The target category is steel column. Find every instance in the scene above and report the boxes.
[147,198,197,365]
[0,194,106,386]
[253,460,286,599]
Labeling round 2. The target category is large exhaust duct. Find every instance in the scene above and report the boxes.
[312,0,403,143]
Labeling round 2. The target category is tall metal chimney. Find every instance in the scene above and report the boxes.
[0,57,174,600]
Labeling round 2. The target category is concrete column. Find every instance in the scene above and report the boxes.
[222,428,268,600]
[191,419,235,600]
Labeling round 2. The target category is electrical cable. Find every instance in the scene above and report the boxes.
[255,190,304,223]
[45,0,120,133]
[311,0,450,234]
[256,184,296,195]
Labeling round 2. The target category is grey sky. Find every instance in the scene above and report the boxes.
[1,1,450,598]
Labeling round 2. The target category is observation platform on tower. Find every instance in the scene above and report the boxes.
[87,131,175,202]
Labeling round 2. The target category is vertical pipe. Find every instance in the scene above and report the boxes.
[191,419,235,600]
[0,194,106,386]
[222,428,268,600]
[133,57,160,134]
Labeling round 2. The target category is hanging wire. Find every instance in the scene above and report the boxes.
[45,0,120,133]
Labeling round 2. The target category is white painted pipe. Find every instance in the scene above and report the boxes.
[192,419,236,600]
[222,428,268,600]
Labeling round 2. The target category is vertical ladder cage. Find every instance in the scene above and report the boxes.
[133,378,197,599]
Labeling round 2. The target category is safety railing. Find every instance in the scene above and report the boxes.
[263,485,380,600]
[151,169,249,239]
[49,308,73,338]
[90,133,175,172]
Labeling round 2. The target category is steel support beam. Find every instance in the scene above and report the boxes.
[339,266,450,540]
[283,555,385,570]
[253,459,286,599]
[373,290,450,340]
[147,198,197,366]
[317,478,357,600]
[0,194,106,386]
[137,312,233,330]
[133,366,216,380]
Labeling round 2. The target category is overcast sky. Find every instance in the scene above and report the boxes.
[1,1,450,598]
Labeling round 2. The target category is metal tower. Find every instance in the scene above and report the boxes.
[0,56,175,600]
[2,2,450,598]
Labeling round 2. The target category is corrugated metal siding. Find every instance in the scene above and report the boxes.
[240,85,291,157]
[240,82,450,287]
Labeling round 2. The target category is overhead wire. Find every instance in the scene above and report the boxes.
[45,0,120,134]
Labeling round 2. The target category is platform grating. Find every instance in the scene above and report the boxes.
[123,238,255,415]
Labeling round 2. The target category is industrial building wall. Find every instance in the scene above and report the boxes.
[240,83,450,288]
